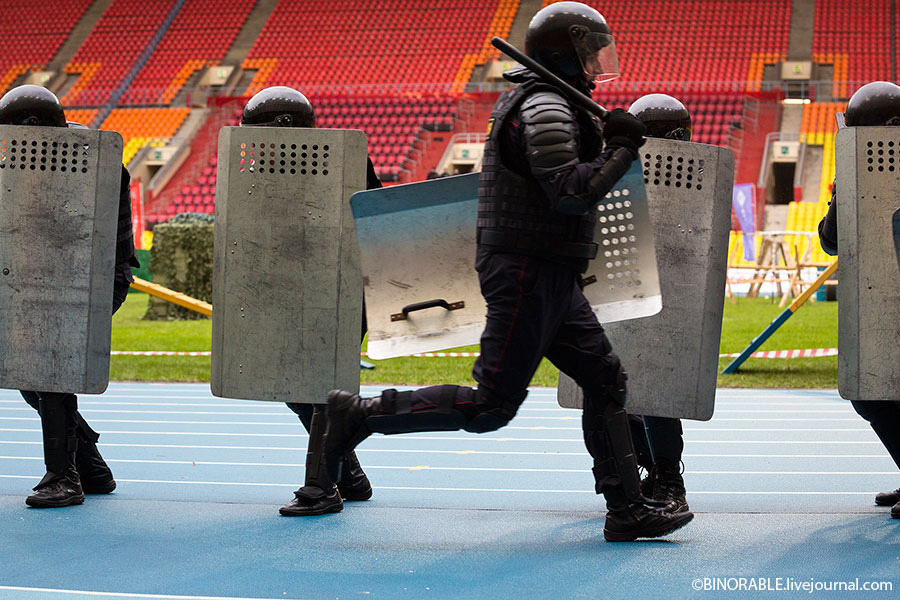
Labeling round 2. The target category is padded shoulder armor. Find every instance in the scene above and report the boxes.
[519,90,579,178]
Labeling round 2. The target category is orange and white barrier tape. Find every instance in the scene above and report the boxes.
[112,348,839,359]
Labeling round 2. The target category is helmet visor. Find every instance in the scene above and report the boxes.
[573,32,619,82]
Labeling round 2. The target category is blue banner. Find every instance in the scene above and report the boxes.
[733,184,756,261]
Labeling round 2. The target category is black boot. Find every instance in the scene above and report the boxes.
[324,390,383,484]
[338,450,373,501]
[646,459,688,513]
[604,501,694,542]
[281,405,343,516]
[26,467,84,508]
[74,413,115,494]
[75,440,116,494]
[582,379,693,541]
[875,487,900,506]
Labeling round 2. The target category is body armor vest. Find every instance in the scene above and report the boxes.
[477,80,600,272]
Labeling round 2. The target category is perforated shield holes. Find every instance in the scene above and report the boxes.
[238,141,330,176]
[643,152,704,191]
[865,139,897,173]
[0,138,91,174]
[596,191,643,291]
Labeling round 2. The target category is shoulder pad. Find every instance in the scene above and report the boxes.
[519,91,579,178]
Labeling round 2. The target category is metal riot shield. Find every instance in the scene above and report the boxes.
[211,127,367,402]
[835,126,900,401]
[558,140,735,420]
[579,161,662,322]
[351,173,481,359]
[0,126,123,394]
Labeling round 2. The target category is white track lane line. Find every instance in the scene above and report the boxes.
[0,429,883,444]
[0,419,875,431]
[0,428,881,441]
[1,441,892,458]
[0,475,882,495]
[1,457,896,476]
[0,585,297,600]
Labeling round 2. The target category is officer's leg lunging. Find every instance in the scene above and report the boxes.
[325,385,520,483]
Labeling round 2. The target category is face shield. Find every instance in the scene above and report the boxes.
[241,113,298,127]
[570,26,619,83]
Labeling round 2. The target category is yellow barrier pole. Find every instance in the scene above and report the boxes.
[130,277,212,317]
[722,259,837,373]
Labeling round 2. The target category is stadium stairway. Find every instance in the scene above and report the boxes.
[99,0,187,118]
[219,0,280,94]
[43,0,108,87]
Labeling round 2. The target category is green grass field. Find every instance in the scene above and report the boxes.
[111,292,838,388]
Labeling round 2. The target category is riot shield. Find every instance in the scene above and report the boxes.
[0,126,123,394]
[352,165,660,359]
[835,126,900,401]
[558,140,735,421]
[579,161,662,323]
[351,173,481,359]
[211,127,367,402]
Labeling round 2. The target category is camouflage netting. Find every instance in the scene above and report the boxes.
[143,213,214,321]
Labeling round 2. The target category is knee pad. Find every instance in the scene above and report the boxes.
[464,387,520,434]
[583,355,628,410]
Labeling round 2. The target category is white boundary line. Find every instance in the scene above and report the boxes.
[110,349,840,359]
[0,586,296,600]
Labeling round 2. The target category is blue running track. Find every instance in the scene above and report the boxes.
[0,384,898,599]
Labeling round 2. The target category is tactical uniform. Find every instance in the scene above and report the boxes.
[238,86,375,516]
[625,93,696,513]
[323,2,694,542]
[818,81,900,519]
[0,85,139,507]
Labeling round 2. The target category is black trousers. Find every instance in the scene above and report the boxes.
[852,400,900,470]
[630,415,684,468]
[373,253,629,498]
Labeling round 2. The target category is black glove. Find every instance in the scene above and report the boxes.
[603,108,646,153]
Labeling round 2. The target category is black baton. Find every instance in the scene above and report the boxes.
[491,36,610,121]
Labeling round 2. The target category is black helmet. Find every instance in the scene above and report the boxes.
[524,1,619,82]
[628,94,693,141]
[241,86,315,128]
[845,81,900,126]
[0,84,66,127]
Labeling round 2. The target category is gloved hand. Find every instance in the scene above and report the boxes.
[603,108,647,153]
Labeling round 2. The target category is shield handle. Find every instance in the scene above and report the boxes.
[391,299,466,322]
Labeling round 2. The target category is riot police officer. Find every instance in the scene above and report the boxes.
[240,86,376,516]
[818,81,900,519]
[0,85,138,508]
[323,2,693,542]
[624,93,693,514]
